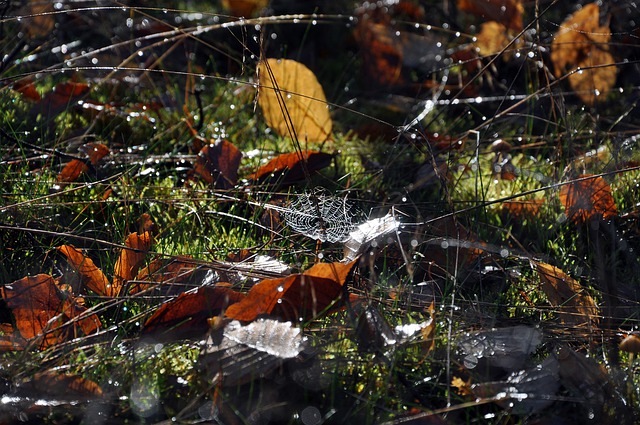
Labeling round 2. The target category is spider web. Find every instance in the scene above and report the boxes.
[283,190,356,243]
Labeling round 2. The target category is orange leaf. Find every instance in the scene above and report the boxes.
[57,245,111,296]
[475,21,522,57]
[533,261,599,327]
[248,150,334,183]
[258,59,332,143]
[559,174,617,222]
[457,0,524,32]
[57,160,88,183]
[1,275,65,346]
[23,1,55,38]
[501,199,545,219]
[143,286,244,339]
[225,260,357,322]
[113,232,153,297]
[194,140,242,189]
[550,3,616,105]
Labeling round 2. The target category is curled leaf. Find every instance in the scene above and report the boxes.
[113,232,154,297]
[57,245,111,296]
[248,150,334,184]
[194,140,242,189]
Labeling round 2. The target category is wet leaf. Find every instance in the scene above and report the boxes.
[113,232,154,297]
[559,174,617,222]
[533,261,599,327]
[551,3,616,105]
[458,326,542,371]
[248,150,334,184]
[201,318,305,386]
[57,142,110,183]
[225,260,357,322]
[1,274,100,348]
[143,286,245,340]
[343,212,400,262]
[457,0,524,31]
[194,140,242,189]
[258,59,332,143]
[620,334,640,353]
[57,245,111,296]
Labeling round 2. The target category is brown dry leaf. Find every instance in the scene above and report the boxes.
[12,77,41,101]
[420,301,437,356]
[225,260,357,322]
[58,142,110,183]
[193,140,242,189]
[143,286,245,340]
[1,274,101,348]
[258,59,332,143]
[248,150,334,184]
[354,20,404,86]
[112,232,154,297]
[221,0,267,17]
[57,245,111,296]
[458,0,524,31]
[551,3,617,105]
[533,261,599,327]
[559,174,617,222]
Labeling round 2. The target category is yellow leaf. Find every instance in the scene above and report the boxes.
[550,3,617,105]
[533,261,599,327]
[258,59,332,143]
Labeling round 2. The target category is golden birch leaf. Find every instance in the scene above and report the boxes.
[550,3,617,105]
[258,59,332,143]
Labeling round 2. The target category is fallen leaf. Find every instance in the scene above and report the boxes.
[533,261,599,327]
[501,199,545,219]
[458,0,524,31]
[132,255,197,295]
[451,376,473,396]
[26,371,103,398]
[551,3,617,105]
[248,150,334,184]
[194,140,242,189]
[57,245,111,296]
[58,141,109,184]
[113,232,154,297]
[12,77,41,101]
[143,286,245,340]
[258,59,332,143]
[225,260,357,322]
[29,81,90,121]
[201,318,305,386]
[221,0,267,17]
[1,274,101,348]
[559,174,617,222]
[475,21,520,57]
[22,1,55,38]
